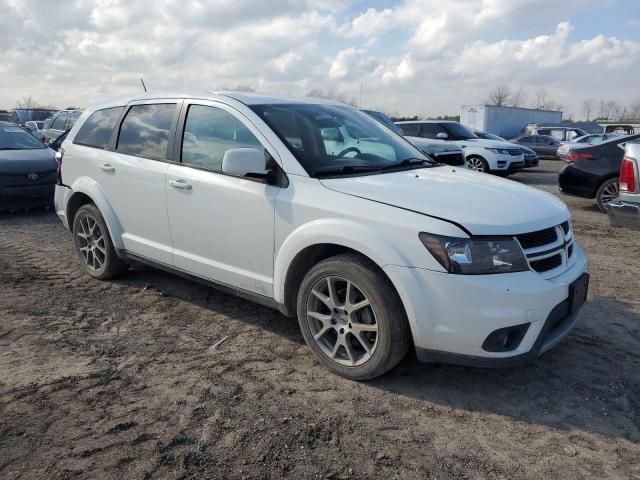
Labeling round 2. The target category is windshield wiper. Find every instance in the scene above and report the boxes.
[378,158,438,171]
[314,165,384,177]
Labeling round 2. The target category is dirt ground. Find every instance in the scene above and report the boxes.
[1,160,639,480]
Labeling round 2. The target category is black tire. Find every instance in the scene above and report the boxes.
[596,177,619,213]
[467,155,491,174]
[72,204,128,280]
[296,253,410,380]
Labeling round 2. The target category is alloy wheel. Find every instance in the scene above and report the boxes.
[76,213,106,271]
[467,157,485,172]
[306,276,378,367]
[600,181,619,208]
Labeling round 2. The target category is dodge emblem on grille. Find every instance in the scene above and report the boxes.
[27,173,39,181]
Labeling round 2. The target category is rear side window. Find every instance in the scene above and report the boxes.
[74,107,124,149]
[117,104,176,159]
[399,123,420,136]
[51,114,67,130]
[420,123,447,139]
[182,105,263,171]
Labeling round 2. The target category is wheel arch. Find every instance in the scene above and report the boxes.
[67,178,124,250]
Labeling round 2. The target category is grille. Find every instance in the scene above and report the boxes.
[530,254,562,273]
[0,170,57,182]
[561,221,570,235]
[516,227,558,249]
[568,244,574,258]
[508,148,522,156]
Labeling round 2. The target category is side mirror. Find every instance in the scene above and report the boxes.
[222,148,273,180]
[436,132,449,139]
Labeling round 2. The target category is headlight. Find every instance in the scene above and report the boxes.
[419,233,529,274]
[485,147,510,155]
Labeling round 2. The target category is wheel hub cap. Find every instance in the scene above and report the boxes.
[306,276,379,367]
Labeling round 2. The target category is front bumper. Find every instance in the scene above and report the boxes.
[0,176,56,210]
[608,198,640,230]
[492,153,525,171]
[384,244,588,366]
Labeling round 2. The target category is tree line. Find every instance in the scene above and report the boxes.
[485,86,640,122]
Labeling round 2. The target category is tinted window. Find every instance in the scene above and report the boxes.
[399,123,420,136]
[441,123,477,140]
[117,104,176,159]
[74,107,124,149]
[65,112,82,130]
[181,105,263,171]
[421,123,448,139]
[51,114,67,130]
[519,136,533,144]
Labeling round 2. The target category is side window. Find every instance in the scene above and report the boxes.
[51,114,67,130]
[519,136,533,144]
[181,105,263,171]
[399,123,420,136]
[66,112,81,130]
[74,107,124,149]
[420,123,446,139]
[117,104,176,159]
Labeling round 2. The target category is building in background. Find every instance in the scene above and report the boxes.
[460,105,562,139]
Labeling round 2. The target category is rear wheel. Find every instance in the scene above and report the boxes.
[297,253,410,380]
[596,177,619,212]
[466,155,490,174]
[73,204,128,280]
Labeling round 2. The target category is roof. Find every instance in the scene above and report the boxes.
[86,91,347,110]
[461,104,563,114]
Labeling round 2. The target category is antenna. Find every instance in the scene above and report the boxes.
[140,78,147,92]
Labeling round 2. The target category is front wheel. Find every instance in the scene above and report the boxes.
[72,204,128,280]
[596,177,619,213]
[466,155,490,174]
[297,254,410,380]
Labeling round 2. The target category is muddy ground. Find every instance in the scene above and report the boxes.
[0,160,639,479]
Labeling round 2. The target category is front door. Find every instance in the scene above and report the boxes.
[165,102,281,297]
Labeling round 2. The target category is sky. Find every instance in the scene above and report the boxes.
[1,0,639,119]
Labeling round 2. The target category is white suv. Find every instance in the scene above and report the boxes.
[396,120,525,174]
[54,92,589,380]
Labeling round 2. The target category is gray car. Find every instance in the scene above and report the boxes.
[510,134,560,159]
[608,141,640,230]
[41,110,82,144]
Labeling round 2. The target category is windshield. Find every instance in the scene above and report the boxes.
[0,126,47,150]
[443,123,477,140]
[251,104,435,177]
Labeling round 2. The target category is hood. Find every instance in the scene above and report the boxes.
[463,138,520,149]
[320,167,568,236]
[0,147,56,174]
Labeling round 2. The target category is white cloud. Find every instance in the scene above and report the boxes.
[0,0,638,119]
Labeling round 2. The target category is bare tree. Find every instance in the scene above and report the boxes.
[534,89,548,110]
[629,98,640,120]
[486,85,510,106]
[15,96,38,111]
[510,87,527,107]
[582,98,596,122]
[610,101,623,121]
[598,99,611,120]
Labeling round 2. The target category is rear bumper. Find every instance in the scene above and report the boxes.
[54,184,71,228]
[608,199,640,230]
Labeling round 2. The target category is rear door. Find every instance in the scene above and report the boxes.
[165,101,281,296]
[96,101,180,264]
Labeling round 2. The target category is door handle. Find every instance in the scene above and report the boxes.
[169,179,192,190]
[100,163,115,172]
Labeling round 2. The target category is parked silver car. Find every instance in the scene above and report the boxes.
[608,141,640,230]
[41,110,82,144]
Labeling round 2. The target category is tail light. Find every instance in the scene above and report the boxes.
[566,152,593,163]
[55,149,64,185]
[620,156,638,193]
